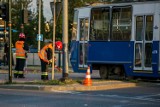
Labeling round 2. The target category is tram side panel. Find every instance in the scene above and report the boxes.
[152,41,159,75]
[87,41,134,76]
[70,41,79,72]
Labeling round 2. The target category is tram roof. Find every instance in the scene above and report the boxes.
[76,1,160,9]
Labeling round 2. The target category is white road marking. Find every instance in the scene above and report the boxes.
[52,90,160,102]
[67,92,160,102]
[135,93,160,98]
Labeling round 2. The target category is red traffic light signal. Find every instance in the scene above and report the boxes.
[55,41,63,50]
[0,3,9,21]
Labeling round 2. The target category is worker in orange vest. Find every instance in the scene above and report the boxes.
[38,40,63,80]
[38,40,53,80]
[14,33,29,78]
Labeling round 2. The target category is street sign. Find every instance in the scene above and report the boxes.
[50,1,62,23]
[37,34,43,41]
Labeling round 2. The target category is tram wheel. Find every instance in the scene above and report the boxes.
[99,65,109,79]
[113,66,126,79]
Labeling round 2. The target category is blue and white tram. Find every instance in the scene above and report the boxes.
[70,1,160,79]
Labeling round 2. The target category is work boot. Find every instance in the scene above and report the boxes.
[13,71,18,78]
[18,71,25,78]
[41,72,48,80]
[18,74,25,78]
[41,75,48,80]
[14,73,18,78]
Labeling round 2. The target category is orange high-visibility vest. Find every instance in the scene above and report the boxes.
[38,43,53,63]
[15,41,26,58]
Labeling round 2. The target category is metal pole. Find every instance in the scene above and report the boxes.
[4,21,6,66]
[51,0,56,80]
[58,50,61,67]
[8,0,12,83]
[62,0,69,79]
[38,0,41,52]
[21,2,24,33]
[4,21,6,40]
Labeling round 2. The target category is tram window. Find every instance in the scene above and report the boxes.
[90,8,110,41]
[80,19,89,41]
[71,10,78,41]
[145,43,152,67]
[145,16,153,41]
[135,43,142,67]
[136,16,143,41]
[111,6,132,41]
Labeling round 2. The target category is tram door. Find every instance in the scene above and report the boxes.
[134,15,153,71]
[78,18,89,68]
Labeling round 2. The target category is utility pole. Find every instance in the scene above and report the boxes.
[4,21,7,41]
[21,2,24,33]
[51,0,56,80]
[38,0,41,52]
[62,0,69,80]
[8,0,12,83]
[50,0,62,80]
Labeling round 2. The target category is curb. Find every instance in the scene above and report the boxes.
[0,81,137,91]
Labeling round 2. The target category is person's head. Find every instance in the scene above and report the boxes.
[19,33,25,41]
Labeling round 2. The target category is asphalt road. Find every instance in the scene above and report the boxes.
[0,85,159,107]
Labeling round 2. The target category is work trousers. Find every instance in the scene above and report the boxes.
[14,58,26,78]
[40,59,49,80]
[4,53,14,66]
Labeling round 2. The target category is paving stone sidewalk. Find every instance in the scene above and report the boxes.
[0,66,159,92]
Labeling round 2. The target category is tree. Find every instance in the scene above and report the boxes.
[11,0,33,45]
[67,0,99,46]
[11,0,46,48]
[68,0,98,25]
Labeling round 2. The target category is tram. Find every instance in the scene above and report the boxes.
[70,1,160,79]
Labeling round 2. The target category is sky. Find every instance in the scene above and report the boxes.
[30,0,53,21]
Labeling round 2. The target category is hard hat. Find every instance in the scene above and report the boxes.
[19,33,25,38]
[55,41,63,50]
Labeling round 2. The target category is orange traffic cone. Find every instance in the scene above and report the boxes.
[83,66,92,86]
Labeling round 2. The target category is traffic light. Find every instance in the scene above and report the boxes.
[22,9,28,24]
[28,10,32,22]
[0,3,9,21]
[45,22,50,32]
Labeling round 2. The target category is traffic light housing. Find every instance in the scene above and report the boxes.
[22,9,28,24]
[0,3,9,21]
[45,22,50,32]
